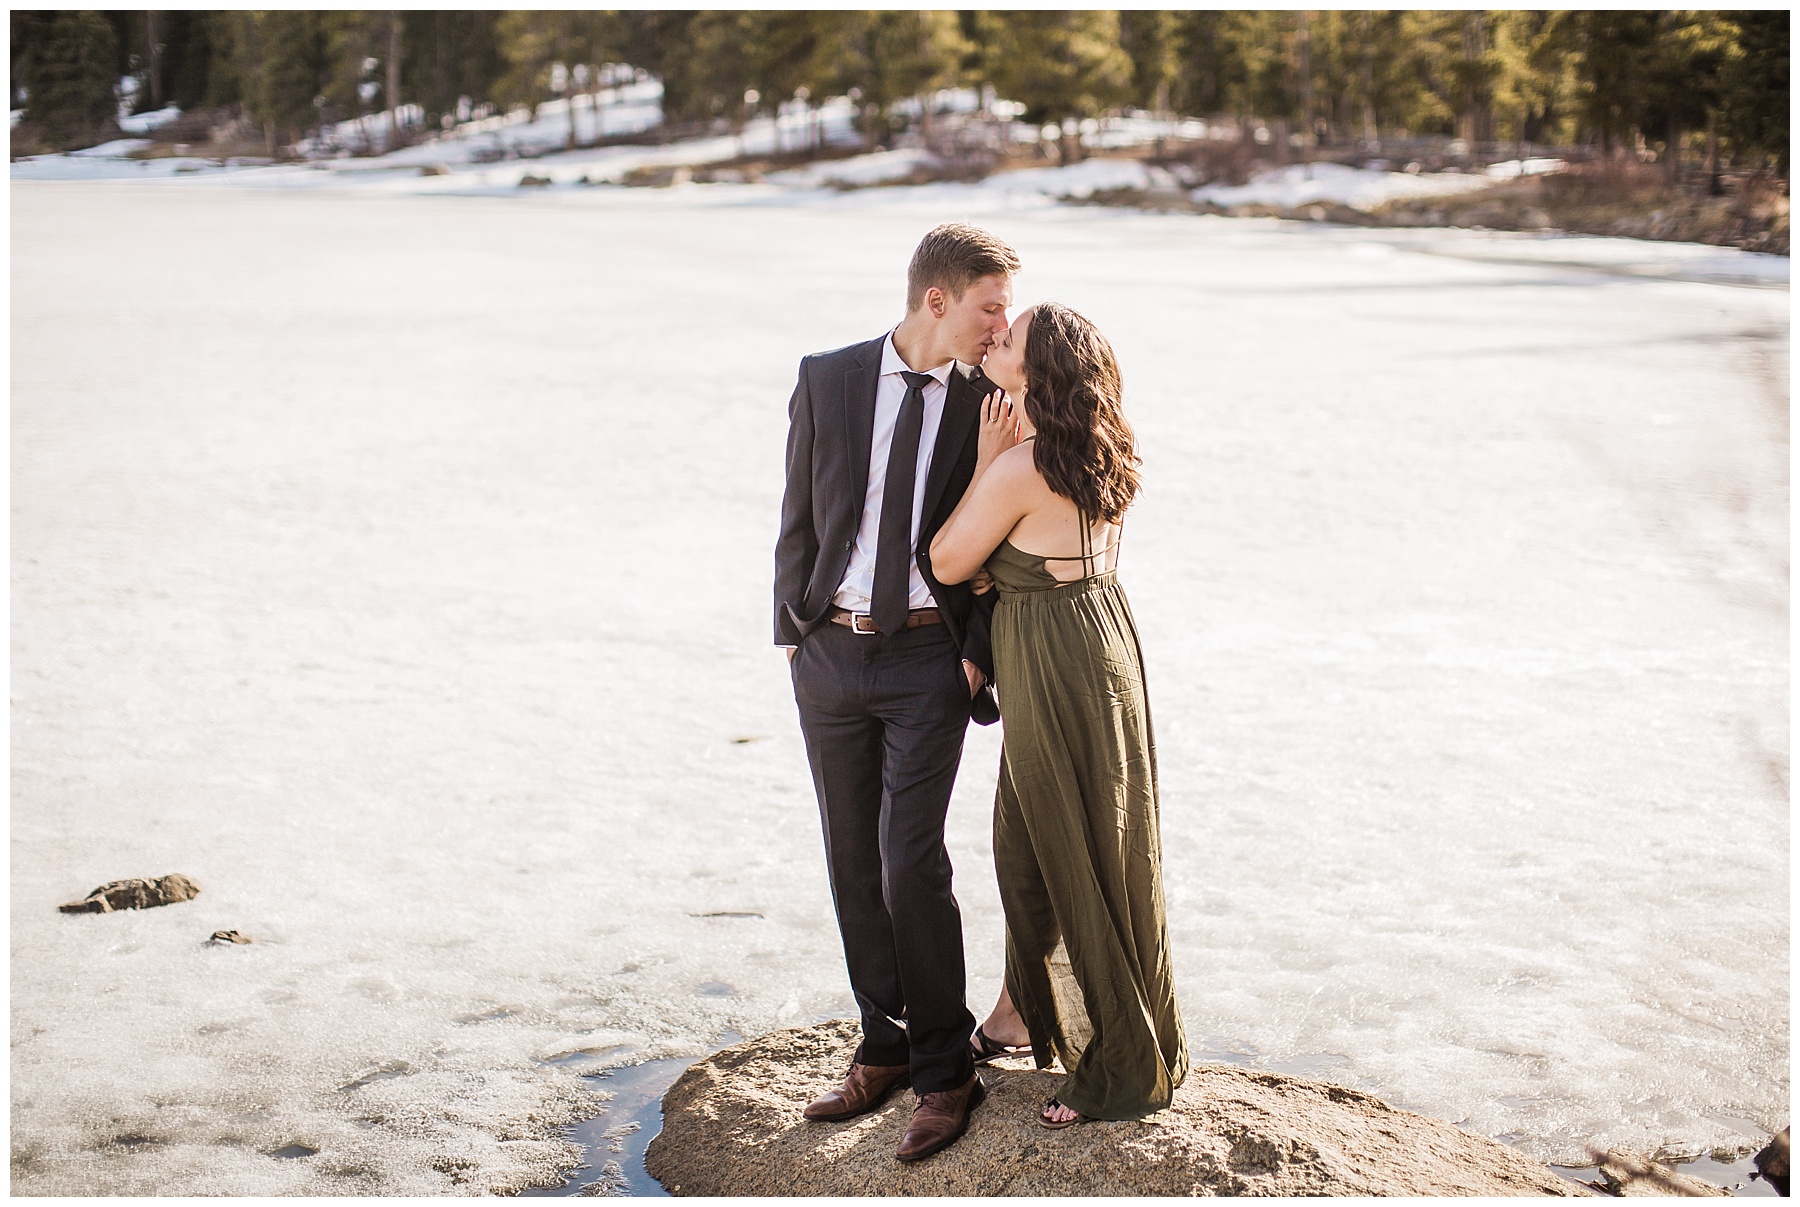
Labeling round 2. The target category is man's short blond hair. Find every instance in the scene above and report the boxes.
[906,223,1021,312]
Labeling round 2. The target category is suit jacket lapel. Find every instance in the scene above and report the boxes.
[841,337,883,510]
[920,366,983,526]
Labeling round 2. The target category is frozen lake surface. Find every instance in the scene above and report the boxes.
[11,179,1787,1195]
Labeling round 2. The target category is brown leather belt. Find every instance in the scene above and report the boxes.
[828,606,943,634]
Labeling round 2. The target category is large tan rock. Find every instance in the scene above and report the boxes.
[644,1020,1591,1197]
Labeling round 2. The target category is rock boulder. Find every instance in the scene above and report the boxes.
[644,1020,1590,1196]
[58,873,202,914]
[1754,1127,1789,1196]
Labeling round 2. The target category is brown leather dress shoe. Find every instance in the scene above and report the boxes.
[895,1073,985,1162]
[803,1061,911,1122]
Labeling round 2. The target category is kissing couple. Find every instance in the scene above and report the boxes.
[774,223,1188,1160]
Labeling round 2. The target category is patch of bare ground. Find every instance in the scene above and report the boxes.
[1070,153,1788,256]
[1372,162,1788,255]
[114,106,281,163]
[9,120,112,159]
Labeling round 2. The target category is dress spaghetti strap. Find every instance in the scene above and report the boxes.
[1038,510,1122,579]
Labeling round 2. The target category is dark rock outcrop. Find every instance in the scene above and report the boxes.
[644,1020,1591,1197]
[1755,1128,1789,1196]
[58,874,202,914]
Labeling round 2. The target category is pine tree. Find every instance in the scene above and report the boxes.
[983,10,1132,159]
[1642,12,1734,177]
[1454,12,1500,142]
[641,11,760,127]
[156,11,237,111]
[1569,11,1661,154]
[17,10,119,149]
[1489,11,1577,148]
[1396,11,1489,140]
[1120,11,1178,113]
[1717,10,1789,171]
[746,10,831,108]
[1167,12,1238,118]
[823,11,970,147]
[495,10,618,113]
[401,11,505,130]
[230,10,334,153]
[324,10,391,127]
[1218,11,1297,125]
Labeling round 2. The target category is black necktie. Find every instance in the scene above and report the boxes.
[872,370,935,634]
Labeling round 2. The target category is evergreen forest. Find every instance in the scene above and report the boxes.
[9,9,1790,176]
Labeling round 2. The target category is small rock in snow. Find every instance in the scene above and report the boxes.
[58,874,201,914]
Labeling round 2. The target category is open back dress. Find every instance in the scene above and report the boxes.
[985,521,1189,1120]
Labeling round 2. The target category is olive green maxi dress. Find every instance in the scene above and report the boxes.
[987,529,1188,1120]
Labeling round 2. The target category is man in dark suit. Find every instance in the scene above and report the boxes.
[774,223,1019,1161]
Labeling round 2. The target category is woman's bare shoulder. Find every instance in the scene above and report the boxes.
[988,442,1043,486]
[976,447,1049,513]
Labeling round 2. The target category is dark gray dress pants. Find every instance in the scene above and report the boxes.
[791,619,977,1096]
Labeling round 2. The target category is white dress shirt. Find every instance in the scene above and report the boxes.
[833,333,960,613]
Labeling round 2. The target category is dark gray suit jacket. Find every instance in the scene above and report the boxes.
[774,334,999,725]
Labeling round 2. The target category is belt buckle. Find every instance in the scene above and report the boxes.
[849,611,877,634]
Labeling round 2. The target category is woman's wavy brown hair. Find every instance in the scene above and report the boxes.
[1020,302,1141,523]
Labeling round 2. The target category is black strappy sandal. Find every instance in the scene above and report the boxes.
[1038,1096,1084,1130]
[969,1025,1031,1066]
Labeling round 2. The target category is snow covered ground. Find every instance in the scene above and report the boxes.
[311,81,669,163]
[0,141,1508,219]
[10,178,1787,1195]
[762,153,1187,201]
[763,146,941,189]
[117,104,183,136]
[68,137,157,159]
[1193,159,1567,212]
[0,112,1576,222]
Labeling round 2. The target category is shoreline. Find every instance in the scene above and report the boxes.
[10,135,1789,262]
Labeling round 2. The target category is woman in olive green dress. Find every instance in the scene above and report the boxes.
[929,302,1187,1128]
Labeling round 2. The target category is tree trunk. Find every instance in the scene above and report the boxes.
[386,12,402,152]
[1706,111,1720,196]
[1459,13,1491,146]
[1664,110,1680,186]
[434,18,447,127]
[145,11,162,109]
[1358,11,1375,143]
[1295,10,1315,161]
[1063,118,1084,164]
